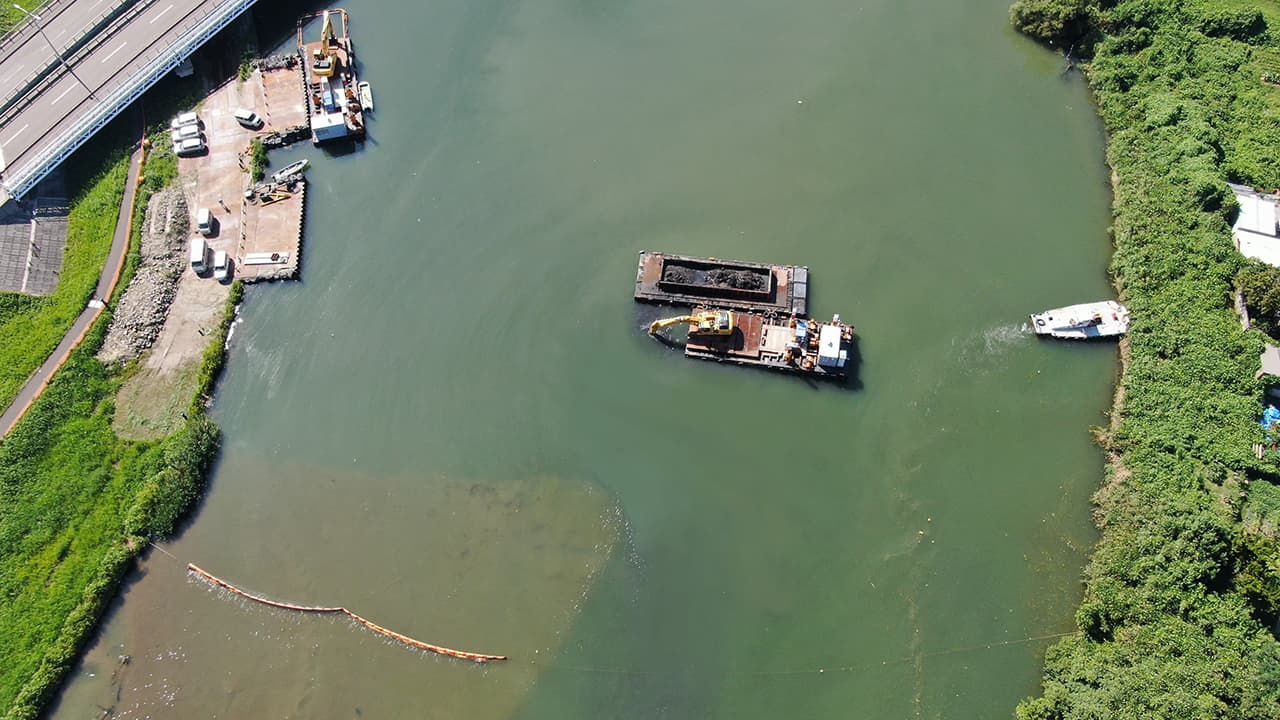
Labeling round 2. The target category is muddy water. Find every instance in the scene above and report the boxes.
[49,0,1115,717]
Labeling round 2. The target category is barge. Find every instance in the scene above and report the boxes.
[649,308,854,379]
[1031,300,1129,340]
[634,251,808,316]
[298,9,365,144]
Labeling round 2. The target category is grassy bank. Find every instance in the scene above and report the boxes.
[0,77,235,716]
[0,150,130,411]
[0,282,239,720]
[1009,0,1280,717]
[0,2,40,35]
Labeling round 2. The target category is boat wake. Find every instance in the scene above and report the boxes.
[947,323,1033,377]
[983,323,1033,353]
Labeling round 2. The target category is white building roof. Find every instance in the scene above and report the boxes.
[1262,344,1280,377]
[1236,192,1278,236]
[1236,230,1280,267]
[1231,186,1280,267]
[818,325,843,366]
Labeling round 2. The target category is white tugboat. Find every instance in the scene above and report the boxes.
[1030,300,1129,340]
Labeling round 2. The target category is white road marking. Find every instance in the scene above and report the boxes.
[101,41,128,63]
[2,124,29,147]
[150,3,174,23]
[0,63,27,86]
[89,0,107,7]
[51,85,74,104]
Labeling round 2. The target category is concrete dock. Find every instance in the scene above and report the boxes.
[179,64,308,283]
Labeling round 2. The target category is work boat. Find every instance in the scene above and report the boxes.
[1030,300,1129,340]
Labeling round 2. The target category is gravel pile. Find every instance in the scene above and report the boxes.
[261,125,311,149]
[707,268,767,291]
[662,267,693,284]
[255,54,298,72]
[98,189,189,363]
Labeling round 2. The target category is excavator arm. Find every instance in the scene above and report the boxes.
[648,310,735,336]
[648,315,699,335]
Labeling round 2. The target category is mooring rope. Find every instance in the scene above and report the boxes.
[186,563,508,663]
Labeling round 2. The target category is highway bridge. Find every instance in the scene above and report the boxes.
[0,0,257,202]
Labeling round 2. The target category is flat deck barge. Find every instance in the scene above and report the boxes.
[298,9,365,144]
[679,309,854,379]
[634,251,809,316]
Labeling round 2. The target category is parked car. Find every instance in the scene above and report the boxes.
[173,136,206,156]
[189,237,210,274]
[170,124,201,143]
[170,111,200,130]
[196,207,217,236]
[212,251,232,282]
[234,108,263,130]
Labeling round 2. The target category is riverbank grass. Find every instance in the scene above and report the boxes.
[0,99,232,720]
[0,286,236,720]
[0,151,129,411]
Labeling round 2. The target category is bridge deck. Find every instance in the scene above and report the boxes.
[0,0,257,202]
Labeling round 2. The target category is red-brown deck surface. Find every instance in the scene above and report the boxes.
[685,313,767,359]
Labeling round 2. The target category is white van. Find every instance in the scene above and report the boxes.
[212,250,232,282]
[190,237,210,273]
[170,111,200,130]
[196,207,216,236]
[234,108,263,129]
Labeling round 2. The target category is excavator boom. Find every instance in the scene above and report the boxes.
[648,310,735,337]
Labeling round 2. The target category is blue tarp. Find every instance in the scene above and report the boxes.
[1261,405,1280,430]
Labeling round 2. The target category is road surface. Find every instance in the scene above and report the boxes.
[0,0,254,199]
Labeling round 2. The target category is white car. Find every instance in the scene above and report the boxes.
[196,207,217,236]
[170,111,200,130]
[234,108,263,129]
[212,250,232,282]
[170,124,201,143]
[173,136,206,156]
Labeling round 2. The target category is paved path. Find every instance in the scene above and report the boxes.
[0,137,142,438]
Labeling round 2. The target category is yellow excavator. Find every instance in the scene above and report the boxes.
[648,310,735,337]
[311,11,339,77]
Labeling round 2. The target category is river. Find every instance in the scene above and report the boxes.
[49,0,1115,717]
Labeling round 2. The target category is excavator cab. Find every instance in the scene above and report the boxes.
[693,310,734,336]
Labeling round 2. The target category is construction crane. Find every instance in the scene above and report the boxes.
[648,310,735,337]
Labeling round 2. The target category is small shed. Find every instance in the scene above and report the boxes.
[1260,344,1280,383]
[1230,184,1280,267]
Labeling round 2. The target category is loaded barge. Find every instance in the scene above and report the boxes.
[298,9,366,144]
[634,251,809,316]
[649,309,854,379]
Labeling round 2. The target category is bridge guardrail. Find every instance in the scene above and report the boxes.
[4,0,258,199]
[0,0,149,121]
[0,0,69,55]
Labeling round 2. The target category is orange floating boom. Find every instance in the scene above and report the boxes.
[187,563,508,663]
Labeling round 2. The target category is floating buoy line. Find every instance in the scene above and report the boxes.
[172,547,1074,677]
[187,563,508,663]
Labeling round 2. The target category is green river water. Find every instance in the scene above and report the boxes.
[50,0,1116,717]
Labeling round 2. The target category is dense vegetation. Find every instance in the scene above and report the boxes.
[1010,0,1280,717]
[0,151,129,411]
[0,2,40,35]
[0,82,232,718]
[0,282,238,720]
